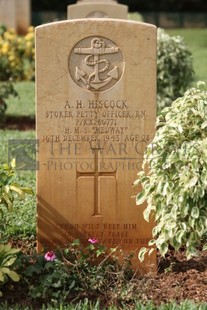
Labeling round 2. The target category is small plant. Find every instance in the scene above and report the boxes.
[135,82,207,262]
[0,159,34,241]
[0,159,33,236]
[157,28,194,113]
[0,243,20,297]
[19,239,134,305]
[0,160,33,296]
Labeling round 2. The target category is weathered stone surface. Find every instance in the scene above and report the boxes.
[0,0,16,29]
[16,0,31,34]
[36,19,157,272]
[68,1,128,19]
[0,0,30,34]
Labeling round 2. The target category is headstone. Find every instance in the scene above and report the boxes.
[68,0,128,19]
[16,0,31,34]
[0,0,30,34]
[0,0,16,29]
[36,19,157,272]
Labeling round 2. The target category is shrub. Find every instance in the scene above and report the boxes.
[128,12,144,22]
[0,25,35,81]
[0,244,20,297]
[135,82,207,261]
[0,81,18,124]
[157,28,194,113]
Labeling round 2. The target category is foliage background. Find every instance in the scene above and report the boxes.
[31,0,207,12]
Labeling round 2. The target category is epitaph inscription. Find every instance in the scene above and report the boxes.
[69,36,124,91]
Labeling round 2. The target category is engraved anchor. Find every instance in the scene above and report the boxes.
[74,37,119,91]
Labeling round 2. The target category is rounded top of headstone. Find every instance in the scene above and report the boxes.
[77,0,117,2]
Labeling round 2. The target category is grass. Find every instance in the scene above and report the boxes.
[0,129,35,162]
[5,81,35,117]
[1,299,207,309]
[0,130,36,237]
[167,28,207,84]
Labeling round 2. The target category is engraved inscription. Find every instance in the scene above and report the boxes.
[77,145,117,216]
[69,36,124,92]
[56,223,151,246]
[42,96,150,172]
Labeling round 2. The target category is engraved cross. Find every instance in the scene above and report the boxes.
[76,146,116,216]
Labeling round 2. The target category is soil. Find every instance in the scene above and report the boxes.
[3,116,35,130]
[145,248,207,304]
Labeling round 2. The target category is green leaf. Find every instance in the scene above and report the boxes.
[197,81,206,88]
[0,267,10,275]
[10,185,24,198]
[167,220,176,229]
[148,248,155,256]
[202,243,207,251]
[138,247,148,262]
[191,206,199,219]
[69,280,75,290]
[3,244,12,252]
[171,237,181,251]
[52,280,61,288]
[18,187,34,195]
[148,239,156,246]
[186,247,198,260]
[177,230,185,244]
[2,191,13,210]
[109,247,117,253]
[6,248,20,255]
[10,158,16,169]
[3,257,17,267]
[143,207,151,222]
[0,271,5,282]
[159,242,168,257]
[136,191,146,205]
[185,176,198,188]
[72,239,80,246]
[96,249,104,257]
[7,270,20,282]
[201,120,207,129]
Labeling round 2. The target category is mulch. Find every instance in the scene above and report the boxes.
[143,249,207,304]
[3,116,35,130]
